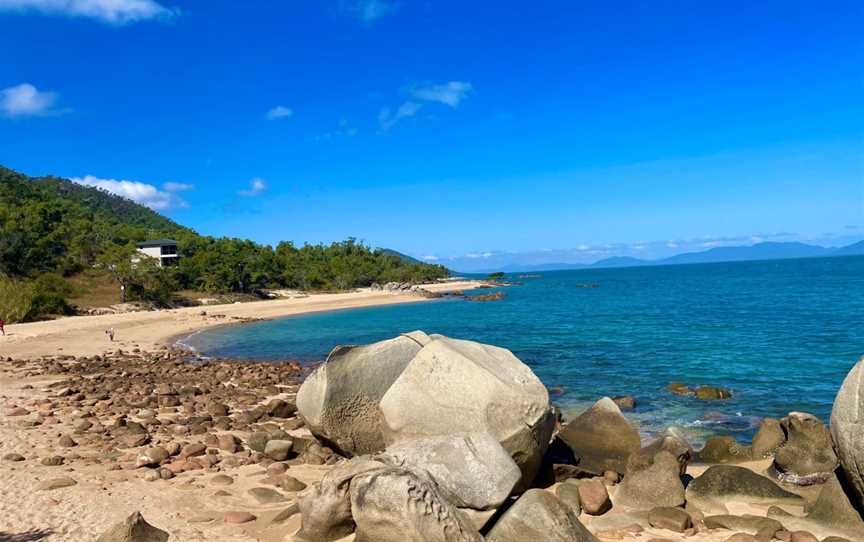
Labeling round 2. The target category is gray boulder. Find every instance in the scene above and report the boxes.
[379,334,555,486]
[96,511,169,542]
[685,465,804,515]
[751,418,786,458]
[615,450,685,509]
[703,515,784,538]
[350,466,484,542]
[831,358,864,509]
[698,436,753,464]
[632,427,692,476]
[385,433,520,510]
[554,480,582,516]
[485,489,599,542]
[296,332,427,456]
[768,474,864,540]
[771,412,838,485]
[557,397,641,475]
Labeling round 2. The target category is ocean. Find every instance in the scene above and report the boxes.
[182,256,864,445]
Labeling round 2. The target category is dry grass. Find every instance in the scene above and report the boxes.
[66,271,122,309]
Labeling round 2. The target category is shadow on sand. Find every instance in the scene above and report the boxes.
[0,530,54,542]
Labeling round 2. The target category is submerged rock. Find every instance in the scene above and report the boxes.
[558,397,641,475]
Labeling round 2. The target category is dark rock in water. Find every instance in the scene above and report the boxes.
[615,450,686,509]
[771,412,838,485]
[830,357,864,510]
[612,395,636,410]
[666,383,692,396]
[466,291,505,302]
[694,386,732,400]
[558,397,641,475]
[485,489,599,542]
[685,465,803,515]
[698,436,752,464]
[96,511,169,542]
[648,507,692,532]
[751,418,786,458]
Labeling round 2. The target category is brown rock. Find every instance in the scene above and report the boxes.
[649,507,692,532]
[279,476,307,492]
[725,535,758,542]
[179,443,206,459]
[59,435,77,447]
[224,511,256,524]
[612,395,636,410]
[789,532,818,542]
[211,474,234,485]
[41,455,65,466]
[3,453,25,461]
[37,477,77,490]
[578,478,611,515]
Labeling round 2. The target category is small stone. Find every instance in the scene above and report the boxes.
[279,476,307,492]
[267,462,288,476]
[248,487,287,504]
[648,507,692,532]
[217,434,240,453]
[3,453,25,461]
[224,511,256,524]
[603,470,620,484]
[577,478,611,515]
[37,477,77,490]
[211,474,234,485]
[59,435,77,447]
[179,443,206,459]
[136,447,169,468]
[264,439,293,461]
[41,455,65,466]
[789,532,818,542]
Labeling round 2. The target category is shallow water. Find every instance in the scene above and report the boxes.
[184,256,864,445]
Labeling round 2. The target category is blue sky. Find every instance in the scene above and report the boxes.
[1,0,862,267]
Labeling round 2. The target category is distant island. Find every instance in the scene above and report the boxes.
[467,240,864,274]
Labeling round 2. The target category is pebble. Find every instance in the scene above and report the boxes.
[211,474,234,485]
[224,511,256,524]
[280,476,307,492]
[41,456,65,466]
[58,434,77,447]
[248,487,288,504]
[789,532,819,542]
[37,477,77,491]
[3,453,25,461]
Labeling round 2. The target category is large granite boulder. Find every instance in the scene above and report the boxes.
[557,397,641,475]
[771,412,838,485]
[831,357,864,509]
[379,334,555,485]
[296,332,426,455]
[485,489,599,542]
[768,474,864,541]
[685,465,804,515]
[350,466,484,542]
[615,450,686,510]
[385,433,521,510]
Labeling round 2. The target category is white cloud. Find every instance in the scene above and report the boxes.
[576,244,590,251]
[346,0,396,22]
[72,174,187,210]
[378,100,421,130]
[163,181,193,192]
[421,255,438,261]
[0,83,63,118]
[410,81,473,107]
[266,105,293,120]
[0,0,176,24]
[238,177,267,197]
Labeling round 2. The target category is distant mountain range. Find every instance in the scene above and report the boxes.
[468,241,864,273]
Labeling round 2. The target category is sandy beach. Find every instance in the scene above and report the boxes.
[0,280,484,360]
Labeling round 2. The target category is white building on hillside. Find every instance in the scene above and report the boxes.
[136,239,179,267]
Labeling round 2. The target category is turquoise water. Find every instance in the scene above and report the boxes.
[183,256,864,444]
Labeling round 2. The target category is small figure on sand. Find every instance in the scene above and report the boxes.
[105,328,115,342]
[0,318,5,336]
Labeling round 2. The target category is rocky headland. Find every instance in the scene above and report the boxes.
[1,334,862,542]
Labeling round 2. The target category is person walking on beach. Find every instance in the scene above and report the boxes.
[0,318,5,336]
[105,328,115,342]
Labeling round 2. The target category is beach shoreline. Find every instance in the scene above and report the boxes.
[0,280,486,360]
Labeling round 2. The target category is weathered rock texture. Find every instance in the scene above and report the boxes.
[685,465,803,515]
[831,358,864,509]
[297,332,555,485]
[557,397,641,475]
[95,511,169,542]
[771,412,838,485]
[485,489,599,542]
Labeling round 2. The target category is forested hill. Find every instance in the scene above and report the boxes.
[0,166,448,321]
